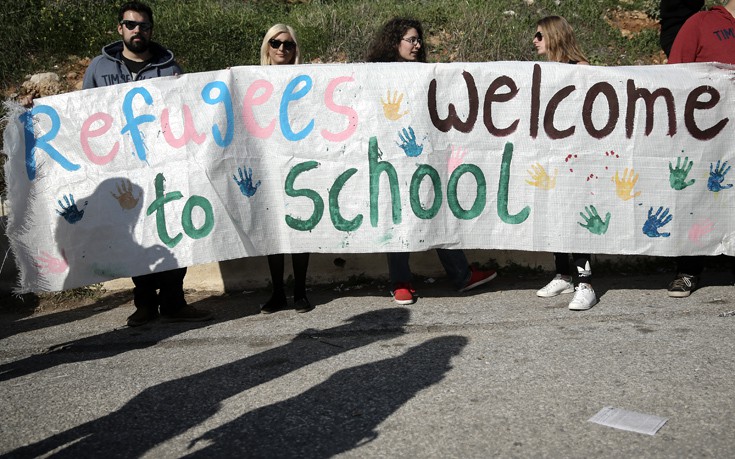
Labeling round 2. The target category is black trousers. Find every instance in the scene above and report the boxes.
[676,256,735,277]
[132,267,187,314]
[267,253,309,298]
[554,252,592,283]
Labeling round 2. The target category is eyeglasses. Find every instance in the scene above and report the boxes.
[120,20,152,32]
[402,37,422,46]
[268,38,296,51]
[534,31,543,41]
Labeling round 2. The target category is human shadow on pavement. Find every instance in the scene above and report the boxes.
[0,290,133,341]
[0,295,220,383]
[184,335,468,458]
[5,308,411,458]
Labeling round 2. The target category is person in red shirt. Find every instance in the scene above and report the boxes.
[667,0,735,298]
[668,0,735,64]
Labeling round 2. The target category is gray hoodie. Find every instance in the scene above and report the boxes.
[82,41,183,89]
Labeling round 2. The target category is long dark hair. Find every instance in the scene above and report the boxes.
[365,18,426,63]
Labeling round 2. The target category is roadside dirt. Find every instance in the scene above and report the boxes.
[606,9,659,37]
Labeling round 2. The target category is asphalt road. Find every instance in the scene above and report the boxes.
[1,271,734,458]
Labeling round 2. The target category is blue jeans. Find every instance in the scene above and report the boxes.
[388,249,470,290]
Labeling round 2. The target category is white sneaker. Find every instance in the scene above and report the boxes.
[536,274,574,297]
[568,284,598,310]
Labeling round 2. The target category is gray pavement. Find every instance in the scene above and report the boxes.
[1,271,734,458]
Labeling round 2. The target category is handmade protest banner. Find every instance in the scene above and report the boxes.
[3,61,734,293]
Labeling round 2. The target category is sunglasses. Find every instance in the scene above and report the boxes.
[268,38,296,51]
[534,31,543,41]
[120,20,152,32]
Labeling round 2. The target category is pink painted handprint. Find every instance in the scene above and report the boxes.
[448,145,466,175]
[35,250,68,274]
[688,220,715,243]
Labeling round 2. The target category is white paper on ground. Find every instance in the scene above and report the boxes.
[588,406,668,436]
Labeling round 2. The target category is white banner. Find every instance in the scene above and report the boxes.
[3,61,734,292]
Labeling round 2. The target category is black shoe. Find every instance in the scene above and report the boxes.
[294,296,314,313]
[668,273,698,298]
[127,308,159,327]
[160,305,213,323]
[261,294,287,314]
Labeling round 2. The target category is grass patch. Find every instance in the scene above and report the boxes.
[40,283,106,306]
[497,261,546,278]
[592,255,674,276]
[1,0,665,87]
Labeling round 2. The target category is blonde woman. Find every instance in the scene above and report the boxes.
[259,24,312,313]
[533,16,597,311]
[260,23,302,65]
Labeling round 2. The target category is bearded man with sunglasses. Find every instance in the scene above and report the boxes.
[83,1,182,88]
[82,2,211,326]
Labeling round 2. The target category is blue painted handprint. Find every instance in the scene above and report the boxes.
[233,166,261,197]
[56,194,87,224]
[396,127,423,157]
[642,206,672,238]
[707,160,732,192]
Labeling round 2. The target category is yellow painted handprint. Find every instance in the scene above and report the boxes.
[381,90,409,121]
[525,163,557,190]
[612,168,642,201]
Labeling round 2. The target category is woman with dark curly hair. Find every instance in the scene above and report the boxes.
[365,18,496,305]
[365,17,427,63]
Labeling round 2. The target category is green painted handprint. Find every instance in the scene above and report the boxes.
[578,205,610,235]
[669,156,695,190]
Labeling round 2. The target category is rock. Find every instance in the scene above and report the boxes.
[29,72,60,85]
[21,72,63,97]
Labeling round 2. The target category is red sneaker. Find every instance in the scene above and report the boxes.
[459,266,497,292]
[391,283,416,305]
